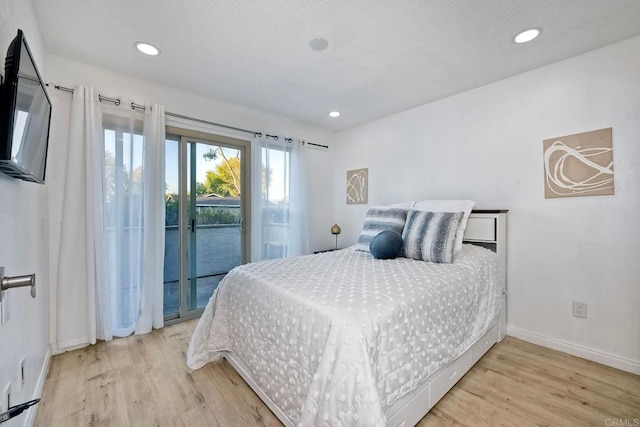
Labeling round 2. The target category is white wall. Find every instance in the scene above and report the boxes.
[333,37,640,373]
[44,55,336,349]
[0,0,50,425]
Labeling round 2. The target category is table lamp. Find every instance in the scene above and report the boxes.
[330,224,341,249]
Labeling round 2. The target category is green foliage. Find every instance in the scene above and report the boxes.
[204,157,241,197]
[195,182,208,196]
[165,196,179,226]
[165,197,240,226]
[196,207,240,225]
[164,146,243,227]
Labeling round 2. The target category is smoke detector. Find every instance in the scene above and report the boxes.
[309,38,328,52]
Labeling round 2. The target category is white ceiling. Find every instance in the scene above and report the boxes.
[32,0,640,131]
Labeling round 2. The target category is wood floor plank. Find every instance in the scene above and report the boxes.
[35,321,640,426]
[423,384,537,427]
[480,352,637,421]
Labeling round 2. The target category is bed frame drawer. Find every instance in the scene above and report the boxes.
[426,323,500,409]
[428,352,471,408]
[469,324,499,366]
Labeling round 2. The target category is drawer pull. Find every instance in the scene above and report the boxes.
[448,370,457,381]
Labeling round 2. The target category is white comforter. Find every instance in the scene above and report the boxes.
[187,244,503,426]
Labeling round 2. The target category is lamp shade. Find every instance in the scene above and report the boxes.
[330,224,342,235]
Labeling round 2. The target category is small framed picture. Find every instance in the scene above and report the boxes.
[346,168,368,204]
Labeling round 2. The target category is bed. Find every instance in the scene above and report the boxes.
[188,209,507,426]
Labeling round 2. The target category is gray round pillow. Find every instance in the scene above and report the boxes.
[370,230,403,259]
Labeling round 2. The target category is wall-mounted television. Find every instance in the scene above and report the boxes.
[0,29,52,184]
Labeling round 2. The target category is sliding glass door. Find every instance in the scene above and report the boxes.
[163,128,250,321]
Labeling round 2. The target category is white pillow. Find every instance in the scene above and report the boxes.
[386,201,415,209]
[412,200,475,254]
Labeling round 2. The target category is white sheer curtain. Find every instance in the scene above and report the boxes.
[102,103,166,337]
[55,85,166,350]
[251,135,309,261]
[288,138,309,256]
[138,104,166,334]
[56,86,110,348]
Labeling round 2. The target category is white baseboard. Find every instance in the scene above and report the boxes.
[52,337,90,355]
[24,346,51,427]
[507,326,640,375]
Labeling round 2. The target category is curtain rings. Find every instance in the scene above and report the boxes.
[98,94,121,106]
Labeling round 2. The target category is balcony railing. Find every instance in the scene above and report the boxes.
[163,224,242,314]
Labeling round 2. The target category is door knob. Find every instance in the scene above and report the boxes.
[0,267,36,302]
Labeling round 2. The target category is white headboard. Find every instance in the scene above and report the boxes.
[464,210,507,250]
[464,210,508,339]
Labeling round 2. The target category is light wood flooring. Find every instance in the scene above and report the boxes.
[36,320,640,426]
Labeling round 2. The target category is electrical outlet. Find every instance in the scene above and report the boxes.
[16,357,25,392]
[573,301,588,319]
[1,382,11,413]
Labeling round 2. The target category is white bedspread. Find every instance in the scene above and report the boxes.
[187,244,503,426]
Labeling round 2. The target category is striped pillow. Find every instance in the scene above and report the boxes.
[355,208,408,252]
[402,210,464,263]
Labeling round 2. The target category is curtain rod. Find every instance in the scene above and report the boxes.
[47,84,329,149]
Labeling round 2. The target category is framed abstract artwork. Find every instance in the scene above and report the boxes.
[543,128,614,199]
[346,168,368,204]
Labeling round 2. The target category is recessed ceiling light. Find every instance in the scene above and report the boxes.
[513,28,542,44]
[328,111,341,118]
[309,38,329,52]
[135,42,160,56]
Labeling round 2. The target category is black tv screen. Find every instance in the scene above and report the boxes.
[0,29,52,184]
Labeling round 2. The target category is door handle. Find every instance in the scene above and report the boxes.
[0,267,36,302]
[238,216,246,232]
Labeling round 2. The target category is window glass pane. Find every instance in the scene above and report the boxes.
[261,145,290,259]
[188,142,243,310]
[163,136,180,317]
[103,126,144,335]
